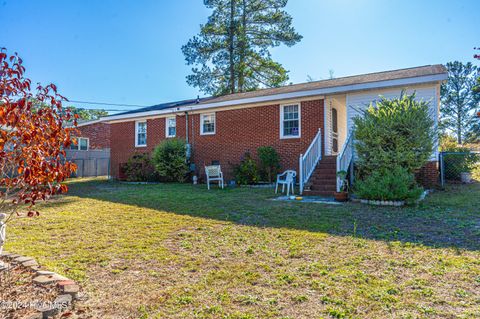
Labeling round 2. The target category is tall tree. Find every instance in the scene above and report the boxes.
[440,61,480,144]
[66,106,108,121]
[474,47,480,93]
[182,0,302,96]
[466,48,480,142]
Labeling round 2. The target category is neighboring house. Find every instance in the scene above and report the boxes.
[72,120,111,151]
[66,120,111,177]
[103,65,447,195]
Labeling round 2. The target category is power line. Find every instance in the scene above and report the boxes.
[67,100,148,108]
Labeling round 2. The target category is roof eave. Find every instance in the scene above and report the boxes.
[102,72,447,123]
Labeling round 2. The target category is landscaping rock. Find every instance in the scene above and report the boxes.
[36,270,55,276]
[33,273,70,285]
[57,280,75,287]
[22,259,39,267]
[54,294,72,310]
[62,284,80,299]
[36,304,59,319]
[0,250,10,257]
[14,256,34,263]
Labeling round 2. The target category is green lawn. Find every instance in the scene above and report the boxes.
[5,178,480,319]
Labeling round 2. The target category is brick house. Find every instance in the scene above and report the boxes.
[66,120,111,177]
[103,65,447,195]
[73,120,111,151]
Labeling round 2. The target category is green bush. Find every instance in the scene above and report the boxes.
[355,166,423,203]
[234,152,259,185]
[151,138,189,182]
[125,153,158,182]
[257,146,280,183]
[354,92,435,176]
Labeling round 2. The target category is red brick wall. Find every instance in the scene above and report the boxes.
[110,118,167,177]
[416,161,439,188]
[77,122,111,150]
[110,99,325,179]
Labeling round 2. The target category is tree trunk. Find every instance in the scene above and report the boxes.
[457,103,462,144]
[238,0,247,92]
[228,0,236,94]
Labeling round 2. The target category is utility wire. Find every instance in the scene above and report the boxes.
[67,100,148,108]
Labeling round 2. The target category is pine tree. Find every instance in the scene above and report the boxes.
[440,61,480,144]
[182,0,302,96]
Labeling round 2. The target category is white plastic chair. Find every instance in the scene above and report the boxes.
[205,165,224,190]
[276,170,296,196]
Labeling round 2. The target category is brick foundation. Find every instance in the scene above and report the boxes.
[416,161,439,188]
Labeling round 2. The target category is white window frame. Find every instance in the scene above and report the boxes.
[280,103,301,139]
[71,137,89,151]
[200,112,216,135]
[135,120,147,147]
[165,116,176,138]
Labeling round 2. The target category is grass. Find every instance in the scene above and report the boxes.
[4,178,480,318]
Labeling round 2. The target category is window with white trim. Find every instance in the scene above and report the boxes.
[200,113,215,135]
[70,137,89,151]
[135,121,147,147]
[280,104,300,138]
[166,116,176,137]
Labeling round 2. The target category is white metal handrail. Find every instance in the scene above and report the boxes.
[299,129,322,194]
[336,130,354,192]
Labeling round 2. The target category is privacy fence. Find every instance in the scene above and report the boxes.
[65,149,110,178]
[439,151,480,187]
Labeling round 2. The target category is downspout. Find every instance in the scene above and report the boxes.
[185,111,189,144]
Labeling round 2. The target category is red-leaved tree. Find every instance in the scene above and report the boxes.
[0,49,77,252]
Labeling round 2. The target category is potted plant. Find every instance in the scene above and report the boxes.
[334,170,349,202]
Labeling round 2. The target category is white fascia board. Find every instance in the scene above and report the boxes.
[103,73,448,123]
[76,119,105,127]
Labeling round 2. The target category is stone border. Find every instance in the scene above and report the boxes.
[0,251,81,319]
[358,190,431,207]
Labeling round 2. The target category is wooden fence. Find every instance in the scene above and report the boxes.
[65,149,110,178]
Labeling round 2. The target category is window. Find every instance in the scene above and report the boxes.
[70,137,89,151]
[166,116,176,138]
[135,121,147,147]
[280,104,300,138]
[200,113,215,135]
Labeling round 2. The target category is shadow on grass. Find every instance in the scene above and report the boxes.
[61,177,480,251]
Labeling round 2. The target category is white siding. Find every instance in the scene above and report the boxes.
[346,86,439,159]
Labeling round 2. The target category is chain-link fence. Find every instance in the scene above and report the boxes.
[439,151,480,187]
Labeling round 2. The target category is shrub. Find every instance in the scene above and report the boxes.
[234,152,259,185]
[257,146,280,183]
[152,138,189,182]
[355,166,423,203]
[354,92,435,176]
[125,153,158,182]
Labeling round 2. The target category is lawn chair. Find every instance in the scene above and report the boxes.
[275,170,296,196]
[205,165,224,190]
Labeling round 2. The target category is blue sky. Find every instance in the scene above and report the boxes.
[1,0,478,113]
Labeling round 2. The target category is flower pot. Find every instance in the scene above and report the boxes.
[334,191,348,202]
[460,172,472,183]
